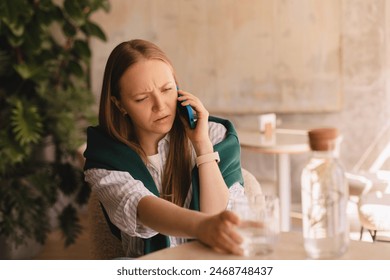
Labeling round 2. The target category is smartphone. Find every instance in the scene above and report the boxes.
[177,87,197,129]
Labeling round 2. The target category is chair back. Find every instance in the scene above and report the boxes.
[88,191,124,259]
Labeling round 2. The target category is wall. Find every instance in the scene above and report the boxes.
[91,0,342,114]
[90,0,390,202]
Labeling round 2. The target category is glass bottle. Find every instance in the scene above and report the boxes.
[301,128,349,259]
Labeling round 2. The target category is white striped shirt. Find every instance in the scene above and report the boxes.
[84,121,245,257]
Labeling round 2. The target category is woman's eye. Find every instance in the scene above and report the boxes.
[135,97,147,102]
[163,88,172,93]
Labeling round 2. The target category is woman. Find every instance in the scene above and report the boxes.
[84,39,245,258]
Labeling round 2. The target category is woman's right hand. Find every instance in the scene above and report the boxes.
[177,90,213,156]
[195,210,244,255]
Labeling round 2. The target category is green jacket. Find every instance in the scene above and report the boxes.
[84,116,243,254]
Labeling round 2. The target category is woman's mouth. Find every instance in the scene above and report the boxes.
[155,115,170,122]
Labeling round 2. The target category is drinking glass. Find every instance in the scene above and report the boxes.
[232,194,280,256]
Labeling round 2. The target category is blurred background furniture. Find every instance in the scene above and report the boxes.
[237,129,309,232]
[242,168,262,197]
[346,121,390,241]
[347,120,390,196]
[358,192,390,242]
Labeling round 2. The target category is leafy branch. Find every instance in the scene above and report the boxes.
[0,0,109,249]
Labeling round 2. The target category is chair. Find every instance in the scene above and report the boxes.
[76,143,125,259]
[358,191,390,241]
[87,168,262,259]
[346,121,390,241]
[242,167,262,196]
[347,121,390,196]
[87,191,124,259]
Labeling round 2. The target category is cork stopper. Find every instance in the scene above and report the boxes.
[308,128,339,151]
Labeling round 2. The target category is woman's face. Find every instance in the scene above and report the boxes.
[117,59,177,141]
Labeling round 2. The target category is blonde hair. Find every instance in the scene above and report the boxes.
[98,39,192,207]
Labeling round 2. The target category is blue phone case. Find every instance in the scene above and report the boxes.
[182,104,196,129]
[177,87,197,129]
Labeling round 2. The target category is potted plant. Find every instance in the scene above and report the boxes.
[0,0,109,258]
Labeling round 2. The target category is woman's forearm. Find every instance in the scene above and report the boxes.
[137,195,243,255]
[192,139,230,214]
[137,195,206,237]
[198,159,229,213]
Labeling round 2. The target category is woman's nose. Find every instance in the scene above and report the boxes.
[152,93,164,112]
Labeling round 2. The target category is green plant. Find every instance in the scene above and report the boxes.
[0,0,109,247]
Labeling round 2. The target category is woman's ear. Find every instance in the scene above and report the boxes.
[111,96,128,116]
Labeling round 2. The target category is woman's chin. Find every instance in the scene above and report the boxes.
[153,122,173,134]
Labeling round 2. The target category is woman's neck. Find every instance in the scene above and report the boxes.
[138,133,167,156]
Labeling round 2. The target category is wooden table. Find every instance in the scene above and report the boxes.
[139,231,390,260]
[237,129,310,232]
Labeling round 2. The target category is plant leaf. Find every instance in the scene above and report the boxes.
[10,99,43,146]
[68,60,84,77]
[6,31,24,47]
[0,0,20,26]
[81,20,106,41]
[63,0,85,26]
[0,131,31,173]
[88,0,111,13]
[62,20,77,37]
[0,50,11,76]
[58,205,82,247]
[13,64,34,79]
[56,163,79,195]
[73,39,91,60]
[5,21,25,37]
[0,0,31,36]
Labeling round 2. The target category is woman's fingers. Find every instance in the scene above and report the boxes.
[177,90,208,118]
[216,211,244,255]
[214,231,244,255]
[176,90,211,149]
[197,211,244,256]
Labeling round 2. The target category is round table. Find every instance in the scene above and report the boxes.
[237,129,310,231]
[139,231,390,260]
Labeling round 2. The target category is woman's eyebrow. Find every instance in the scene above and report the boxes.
[132,81,173,96]
[132,91,151,97]
[132,89,153,97]
[159,81,173,90]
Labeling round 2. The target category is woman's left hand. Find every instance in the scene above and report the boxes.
[195,211,244,255]
[177,90,213,155]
